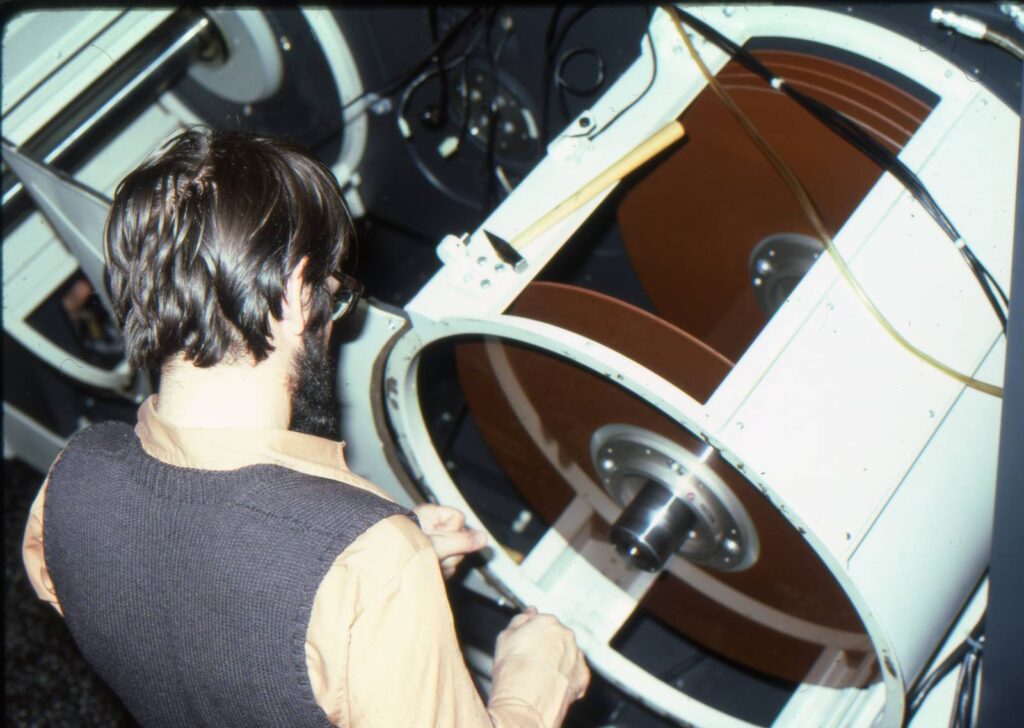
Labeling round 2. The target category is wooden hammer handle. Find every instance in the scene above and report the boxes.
[512,119,686,251]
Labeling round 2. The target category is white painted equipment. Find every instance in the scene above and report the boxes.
[338,6,1016,726]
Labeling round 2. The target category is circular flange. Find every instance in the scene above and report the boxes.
[187,9,284,105]
[591,423,760,571]
[748,232,823,317]
[172,9,351,164]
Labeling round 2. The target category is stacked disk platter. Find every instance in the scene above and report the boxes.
[345,6,1016,727]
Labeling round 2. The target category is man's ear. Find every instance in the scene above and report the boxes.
[281,257,311,336]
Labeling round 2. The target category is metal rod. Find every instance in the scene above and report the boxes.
[3,9,218,223]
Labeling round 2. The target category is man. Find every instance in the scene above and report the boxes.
[22,127,589,727]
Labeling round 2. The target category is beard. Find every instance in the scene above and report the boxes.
[288,327,340,440]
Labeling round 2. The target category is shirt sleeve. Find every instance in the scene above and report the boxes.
[21,475,63,615]
[306,514,573,728]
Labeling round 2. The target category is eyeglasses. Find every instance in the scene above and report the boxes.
[330,270,363,321]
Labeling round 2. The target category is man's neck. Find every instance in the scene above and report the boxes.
[155,352,293,431]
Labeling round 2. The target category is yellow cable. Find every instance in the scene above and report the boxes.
[665,8,1002,398]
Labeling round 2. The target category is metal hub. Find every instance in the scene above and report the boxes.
[591,424,759,572]
[186,9,284,105]
[748,232,823,316]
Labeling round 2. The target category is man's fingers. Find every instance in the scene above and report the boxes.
[508,612,534,629]
[436,506,465,531]
[575,653,591,697]
[507,606,540,628]
[415,503,468,534]
[429,528,487,561]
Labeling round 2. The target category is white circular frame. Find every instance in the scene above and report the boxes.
[370,4,1016,726]
[384,312,888,728]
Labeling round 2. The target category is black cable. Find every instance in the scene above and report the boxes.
[672,8,950,235]
[393,7,519,208]
[539,6,565,146]
[396,15,491,138]
[961,248,1009,329]
[672,6,1009,331]
[427,7,439,43]
[555,47,607,96]
[341,8,485,113]
[397,51,478,138]
[456,60,471,147]
[582,6,656,142]
[903,615,985,726]
[394,34,489,208]
[482,7,500,210]
[555,57,572,123]
[540,6,595,144]
[964,245,1010,305]
[492,8,513,65]
[957,650,981,728]
[555,46,607,124]
[949,649,976,728]
[425,6,450,130]
[488,10,518,204]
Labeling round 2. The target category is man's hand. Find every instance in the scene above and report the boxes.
[492,606,591,725]
[414,503,488,579]
[497,607,590,700]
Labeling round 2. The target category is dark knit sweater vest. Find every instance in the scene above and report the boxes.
[44,421,411,728]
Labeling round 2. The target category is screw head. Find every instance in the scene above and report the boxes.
[722,538,741,556]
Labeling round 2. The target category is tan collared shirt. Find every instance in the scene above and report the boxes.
[22,397,571,727]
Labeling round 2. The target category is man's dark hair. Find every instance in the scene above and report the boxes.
[104,126,353,371]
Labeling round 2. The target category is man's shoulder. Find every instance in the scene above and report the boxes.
[65,419,136,449]
[240,468,410,537]
[50,420,137,472]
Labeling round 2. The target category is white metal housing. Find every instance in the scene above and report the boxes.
[339,6,1016,726]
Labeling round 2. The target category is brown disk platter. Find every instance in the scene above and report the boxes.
[618,50,932,363]
[452,50,932,686]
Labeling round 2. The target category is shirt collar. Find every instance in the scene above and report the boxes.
[134,395,394,501]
